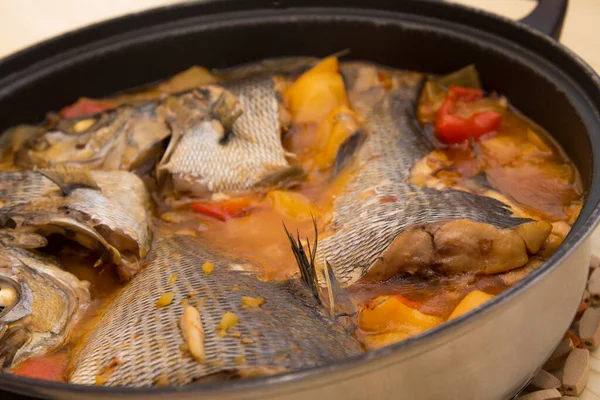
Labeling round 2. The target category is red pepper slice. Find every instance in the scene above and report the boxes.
[435,86,502,144]
[448,85,483,101]
[191,198,253,221]
[565,330,581,348]
[60,98,117,119]
[469,111,503,136]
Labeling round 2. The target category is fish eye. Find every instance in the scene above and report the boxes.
[0,278,20,318]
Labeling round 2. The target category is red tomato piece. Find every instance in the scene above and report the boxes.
[191,198,253,221]
[469,111,503,136]
[60,98,116,119]
[448,85,483,101]
[435,86,502,144]
[12,353,68,382]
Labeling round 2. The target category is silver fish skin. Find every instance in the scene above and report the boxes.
[316,63,550,285]
[0,168,152,280]
[70,234,361,387]
[13,102,171,174]
[0,239,90,368]
[157,76,293,197]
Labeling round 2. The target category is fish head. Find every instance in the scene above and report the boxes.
[0,245,90,368]
[0,260,32,368]
[15,110,132,170]
[14,105,170,172]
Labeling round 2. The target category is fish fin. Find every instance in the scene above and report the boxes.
[322,261,335,317]
[283,217,321,305]
[322,49,350,61]
[38,166,100,196]
[257,166,306,190]
[469,172,493,190]
[333,129,366,176]
[0,326,29,368]
[323,260,358,320]
[207,90,243,145]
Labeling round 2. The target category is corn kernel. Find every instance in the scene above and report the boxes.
[202,261,214,274]
[155,292,174,308]
[241,296,265,308]
[216,312,238,332]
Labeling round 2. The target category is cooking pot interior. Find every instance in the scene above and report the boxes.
[0,3,597,207]
[0,6,597,211]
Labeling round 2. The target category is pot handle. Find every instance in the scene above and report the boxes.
[518,0,569,39]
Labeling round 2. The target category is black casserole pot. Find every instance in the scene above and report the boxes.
[0,0,599,399]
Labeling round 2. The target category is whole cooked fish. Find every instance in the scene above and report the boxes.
[0,167,152,280]
[70,233,361,386]
[14,102,171,174]
[157,76,296,197]
[0,236,90,368]
[316,63,552,285]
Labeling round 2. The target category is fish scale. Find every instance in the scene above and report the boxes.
[316,63,531,285]
[161,76,290,194]
[0,172,55,205]
[70,234,361,387]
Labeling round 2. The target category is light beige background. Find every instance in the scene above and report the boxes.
[1,0,600,398]
[0,0,598,73]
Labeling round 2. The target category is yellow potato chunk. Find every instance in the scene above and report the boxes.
[313,106,361,170]
[155,292,174,308]
[363,331,413,350]
[448,290,494,320]
[202,261,214,274]
[284,57,348,124]
[241,296,265,308]
[216,312,239,332]
[309,56,339,74]
[268,190,321,220]
[359,295,443,335]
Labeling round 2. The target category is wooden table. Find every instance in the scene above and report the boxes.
[1,0,599,398]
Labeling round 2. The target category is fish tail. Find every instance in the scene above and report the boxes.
[325,49,350,61]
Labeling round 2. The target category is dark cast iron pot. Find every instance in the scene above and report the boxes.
[0,0,599,399]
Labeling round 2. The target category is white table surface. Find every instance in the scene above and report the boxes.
[1,0,600,398]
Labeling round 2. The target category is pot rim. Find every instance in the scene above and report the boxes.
[1,0,600,396]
